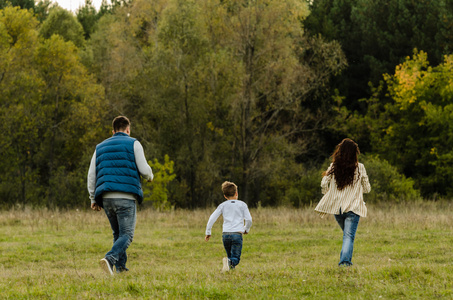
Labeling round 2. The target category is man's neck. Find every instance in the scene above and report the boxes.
[113,126,130,136]
[113,130,130,136]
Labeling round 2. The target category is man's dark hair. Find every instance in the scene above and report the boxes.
[112,116,130,132]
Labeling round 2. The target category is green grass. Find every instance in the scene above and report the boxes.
[1,202,453,299]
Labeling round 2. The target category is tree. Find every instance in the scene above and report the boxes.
[0,0,34,10]
[205,0,346,204]
[0,6,42,206]
[355,51,453,198]
[35,35,105,206]
[89,0,347,207]
[39,7,85,48]
[304,0,453,111]
[34,0,55,22]
[76,0,99,39]
[0,6,106,208]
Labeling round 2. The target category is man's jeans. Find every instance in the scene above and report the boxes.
[222,233,243,268]
[103,198,136,271]
[334,211,360,266]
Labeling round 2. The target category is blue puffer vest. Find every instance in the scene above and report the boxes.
[94,132,143,207]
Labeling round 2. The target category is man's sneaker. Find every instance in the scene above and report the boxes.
[222,257,230,272]
[116,266,129,274]
[228,259,234,270]
[100,258,114,275]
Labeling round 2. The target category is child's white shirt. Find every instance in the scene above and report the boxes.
[205,200,252,235]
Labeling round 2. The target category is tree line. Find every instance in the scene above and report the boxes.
[0,0,452,209]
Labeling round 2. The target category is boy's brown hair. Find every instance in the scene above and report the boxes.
[222,181,237,198]
[112,116,130,132]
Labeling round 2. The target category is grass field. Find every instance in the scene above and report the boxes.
[1,202,453,299]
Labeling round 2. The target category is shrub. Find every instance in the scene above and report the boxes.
[296,154,420,207]
[285,167,324,208]
[360,154,421,202]
[143,155,176,211]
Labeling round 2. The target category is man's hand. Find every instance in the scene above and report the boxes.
[91,203,102,211]
[244,231,248,235]
[205,235,211,241]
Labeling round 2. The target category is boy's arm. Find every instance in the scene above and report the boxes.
[205,205,222,237]
[243,204,252,233]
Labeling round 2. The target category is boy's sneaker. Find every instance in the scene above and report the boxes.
[222,257,230,272]
[100,258,114,275]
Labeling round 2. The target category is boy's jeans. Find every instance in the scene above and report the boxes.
[103,198,137,271]
[334,210,360,266]
[222,233,243,268]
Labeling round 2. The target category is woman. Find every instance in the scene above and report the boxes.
[315,138,371,266]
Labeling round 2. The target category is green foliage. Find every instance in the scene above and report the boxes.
[0,0,34,10]
[258,151,421,206]
[352,51,453,198]
[284,167,324,208]
[0,6,107,208]
[360,155,420,202]
[76,0,99,39]
[295,155,419,205]
[0,6,43,206]
[143,155,177,211]
[304,0,453,109]
[8,0,451,208]
[39,7,85,48]
[34,0,55,22]
[89,0,347,208]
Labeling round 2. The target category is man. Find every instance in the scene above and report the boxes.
[87,116,153,275]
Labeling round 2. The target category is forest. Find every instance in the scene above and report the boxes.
[1,0,452,209]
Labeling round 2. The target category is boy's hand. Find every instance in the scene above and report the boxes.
[244,231,248,235]
[205,235,211,241]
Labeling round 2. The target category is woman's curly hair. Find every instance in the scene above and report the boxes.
[326,138,360,190]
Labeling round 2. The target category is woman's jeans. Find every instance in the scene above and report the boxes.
[222,233,243,268]
[334,211,360,266]
[103,198,137,271]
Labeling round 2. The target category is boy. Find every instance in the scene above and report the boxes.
[205,181,253,271]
